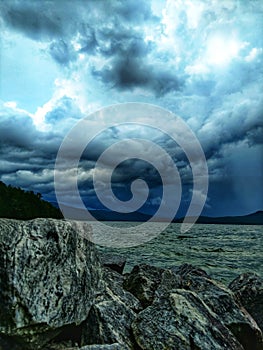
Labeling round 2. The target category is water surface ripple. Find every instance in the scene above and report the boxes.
[97,223,263,284]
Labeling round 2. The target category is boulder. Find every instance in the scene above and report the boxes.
[43,340,79,349]
[124,263,263,350]
[132,289,244,350]
[171,265,263,350]
[80,267,142,349]
[123,264,165,307]
[103,268,142,313]
[172,263,210,278]
[81,287,136,349]
[1,218,262,350]
[229,272,263,332]
[0,218,102,349]
[100,253,126,274]
[80,345,124,350]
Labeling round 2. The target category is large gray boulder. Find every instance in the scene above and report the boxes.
[103,268,142,313]
[229,272,263,332]
[0,218,102,349]
[81,287,135,349]
[81,268,141,349]
[132,289,244,350]
[172,265,263,350]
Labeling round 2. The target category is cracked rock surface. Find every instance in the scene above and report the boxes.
[0,218,102,349]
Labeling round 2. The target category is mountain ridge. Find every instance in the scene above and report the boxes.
[58,203,263,225]
[1,181,262,224]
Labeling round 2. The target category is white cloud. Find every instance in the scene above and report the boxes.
[245,47,263,62]
[185,63,210,75]
[185,1,204,29]
[205,36,243,66]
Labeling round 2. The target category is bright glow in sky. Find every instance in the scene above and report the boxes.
[206,36,242,65]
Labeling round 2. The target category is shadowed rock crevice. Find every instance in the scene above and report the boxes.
[47,229,60,244]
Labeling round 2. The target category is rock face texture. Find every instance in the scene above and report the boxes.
[229,272,263,333]
[127,264,263,350]
[123,264,165,307]
[132,290,244,350]
[0,219,263,350]
[0,219,102,349]
[172,264,263,350]
[100,253,126,274]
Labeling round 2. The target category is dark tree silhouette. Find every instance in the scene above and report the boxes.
[0,181,62,219]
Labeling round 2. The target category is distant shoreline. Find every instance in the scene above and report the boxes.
[58,204,263,225]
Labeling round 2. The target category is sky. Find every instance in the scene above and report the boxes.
[0,0,262,218]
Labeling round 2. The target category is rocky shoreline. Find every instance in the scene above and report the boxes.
[0,218,262,350]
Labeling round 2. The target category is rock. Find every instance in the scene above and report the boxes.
[1,219,262,350]
[43,340,79,349]
[171,264,263,350]
[80,267,141,348]
[80,268,141,349]
[81,287,136,349]
[229,273,263,332]
[123,264,209,309]
[42,343,124,350]
[125,263,263,350]
[172,263,210,278]
[123,264,165,307]
[103,268,142,313]
[132,289,244,350]
[0,218,102,350]
[80,345,124,350]
[100,253,126,274]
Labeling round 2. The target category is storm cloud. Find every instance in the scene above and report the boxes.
[0,0,262,216]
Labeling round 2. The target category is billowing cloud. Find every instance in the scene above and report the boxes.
[0,0,262,216]
[0,101,64,199]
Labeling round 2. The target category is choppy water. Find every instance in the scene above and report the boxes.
[97,223,263,285]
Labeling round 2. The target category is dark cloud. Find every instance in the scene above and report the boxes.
[0,104,64,196]
[78,24,98,54]
[0,0,154,49]
[77,125,193,212]
[0,111,37,150]
[49,40,77,65]
[111,159,161,187]
[93,56,183,96]
[97,29,150,57]
[86,18,184,95]
[1,0,180,96]
[247,126,263,146]
[88,20,185,96]
[194,81,263,161]
[113,0,153,23]
[0,2,62,40]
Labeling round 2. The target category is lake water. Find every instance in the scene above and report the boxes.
[96,223,263,285]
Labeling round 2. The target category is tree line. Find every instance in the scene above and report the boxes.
[0,181,62,219]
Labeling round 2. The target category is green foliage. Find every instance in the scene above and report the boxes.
[0,181,63,219]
